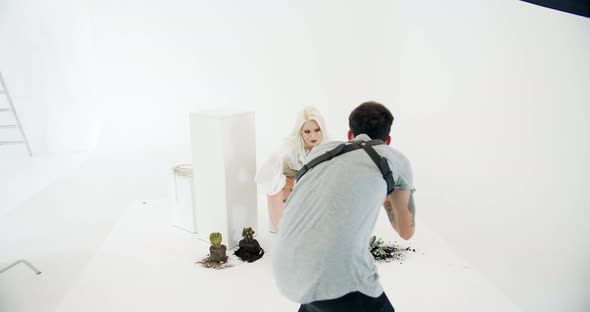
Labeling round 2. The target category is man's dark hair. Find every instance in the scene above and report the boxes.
[348,101,394,141]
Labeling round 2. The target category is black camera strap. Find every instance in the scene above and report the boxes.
[295,139,396,195]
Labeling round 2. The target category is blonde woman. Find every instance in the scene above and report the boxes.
[255,107,329,233]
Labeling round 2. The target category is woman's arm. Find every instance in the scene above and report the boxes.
[255,150,287,196]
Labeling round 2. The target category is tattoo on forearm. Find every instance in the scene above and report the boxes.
[409,195,415,228]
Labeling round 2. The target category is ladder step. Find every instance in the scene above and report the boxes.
[0,108,13,112]
[0,125,18,129]
[0,140,25,145]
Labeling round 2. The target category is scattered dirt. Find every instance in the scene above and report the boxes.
[196,256,233,270]
[369,236,417,263]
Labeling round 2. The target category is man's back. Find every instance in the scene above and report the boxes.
[272,134,415,304]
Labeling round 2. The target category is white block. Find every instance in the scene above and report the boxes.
[190,110,258,249]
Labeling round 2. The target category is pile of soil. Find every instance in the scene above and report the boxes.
[369,236,416,263]
[234,239,264,263]
[371,244,416,262]
[209,245,227,263]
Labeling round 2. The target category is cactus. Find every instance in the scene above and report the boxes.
[369,235,383,250]
[369,235,388,258]
[242,227,255,241]
[369,235,377,248]
[209,232,222,247]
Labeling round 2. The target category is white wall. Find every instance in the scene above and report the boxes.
[87,0,398,162]
[395,1,590,311]
[0,0,96,154]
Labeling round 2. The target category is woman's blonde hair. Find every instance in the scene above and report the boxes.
[286,106,329,166]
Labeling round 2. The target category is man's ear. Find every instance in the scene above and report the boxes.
[347,130,354,141]
[385,136,391,145]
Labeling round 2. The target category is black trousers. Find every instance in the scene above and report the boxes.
[298,291,395,312]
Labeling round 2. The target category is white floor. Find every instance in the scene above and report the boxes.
[1,150,521,312]
[0,148,89,218]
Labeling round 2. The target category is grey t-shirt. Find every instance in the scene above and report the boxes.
[272,134,415,303]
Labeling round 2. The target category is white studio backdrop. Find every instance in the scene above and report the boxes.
[0,0,95,154]
[87,0,398,157]
[1,0,589,311]
[395,1,590,311]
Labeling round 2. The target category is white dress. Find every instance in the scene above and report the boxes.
[255,142,307,196]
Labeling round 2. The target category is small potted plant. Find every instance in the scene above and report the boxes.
[209,232,227,263]
[234,227,264,262]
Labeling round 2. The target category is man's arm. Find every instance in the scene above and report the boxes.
[383,190,415,240]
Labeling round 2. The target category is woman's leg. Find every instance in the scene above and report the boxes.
[267,178,295,233]
[267,192,284,233]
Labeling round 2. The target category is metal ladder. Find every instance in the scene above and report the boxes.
[0,72,32,156]
[0,259,41,275]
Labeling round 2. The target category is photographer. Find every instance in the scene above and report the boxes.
[272,101,416,312]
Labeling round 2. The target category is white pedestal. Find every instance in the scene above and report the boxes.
[190,110,258,249]
[170,165,196,233]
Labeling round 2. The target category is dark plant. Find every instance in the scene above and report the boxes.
[242,227,255,242]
